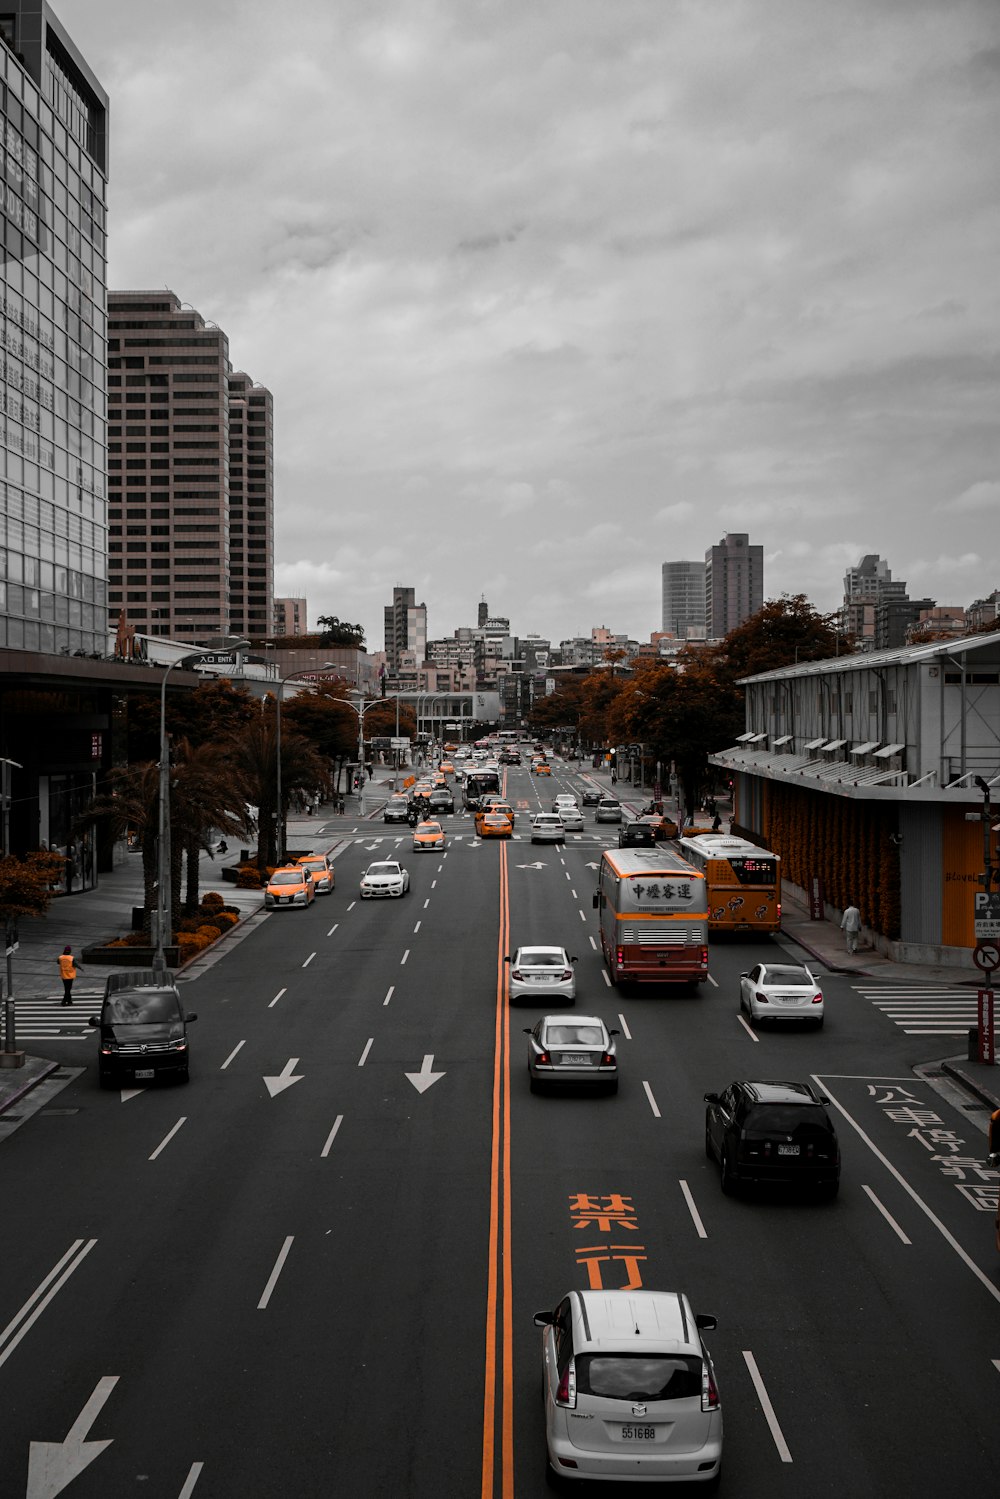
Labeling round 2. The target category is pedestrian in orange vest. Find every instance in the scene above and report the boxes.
[58,945,80,1005]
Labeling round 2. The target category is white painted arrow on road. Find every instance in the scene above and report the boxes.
[516,862,547,869]
[27,1375,118,1499]
[264,1058,304,1097]
[405,1054,446,1093]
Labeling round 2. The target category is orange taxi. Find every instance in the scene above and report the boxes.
[634,813,679,840]
[480,799,516,827]
[476,809,513,838]
[413,819,446,852]
[295,853,335,893]
[439,761,455,776]
[533,761,552,776]
[264,865,316,909]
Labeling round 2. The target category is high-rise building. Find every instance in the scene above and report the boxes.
[0,2,108,654]
[841,554,908,647]
[661,560,706,637]
[383,585,426,673]
[227,371,273,639]
[273,597,307,636]
[107,291,273,640]
[704,533,763,638]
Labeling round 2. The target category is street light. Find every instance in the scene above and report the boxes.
[275,665,322,864]
[154,641,248,976]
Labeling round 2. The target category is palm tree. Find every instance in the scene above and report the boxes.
[223,707,327,875]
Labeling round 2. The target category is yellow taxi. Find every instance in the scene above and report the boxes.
[439,761,455,776]
[480,799,516,827]
[413,819,446,852]
[264,865,316,909]
[412,781,435,799]
[476,809,513,838]
[533,761,552,776]
[634,813,679,840]
[432,771,447,787]
[295,853,335,893]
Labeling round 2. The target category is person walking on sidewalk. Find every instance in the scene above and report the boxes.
[840,903,862,954]
[58,944,81,1005]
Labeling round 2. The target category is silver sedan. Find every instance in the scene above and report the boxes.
[739,961,824,1028]
[524,1014,619,1093]
[506,946,578,1003]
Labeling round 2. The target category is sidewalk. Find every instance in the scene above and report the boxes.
[0,805,349,1114]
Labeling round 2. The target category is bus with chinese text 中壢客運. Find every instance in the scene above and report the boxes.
[676,834,781,936]
[593,847,709,988]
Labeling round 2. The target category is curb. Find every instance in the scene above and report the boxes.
[0,1058,60,1117]
[941,1056,1000,1112]
[778,925,873,977]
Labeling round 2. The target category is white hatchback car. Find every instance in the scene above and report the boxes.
[506,946,577,1003]
[739,961,824,1028]
[557,806,585,832]
[534,1288,722,1484]
[359,860,410,898]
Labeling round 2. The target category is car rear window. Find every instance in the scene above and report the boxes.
[521,951,565,966]
[546,1025,603,1045]
[576,1354,702,1402]
[765,966,811,983]
[747,1105,830,1134]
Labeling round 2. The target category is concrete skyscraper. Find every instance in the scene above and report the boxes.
[661,560,706,637]
[705,532,763,638]
[0,2,108,655]
[107,291,273,641]
[384,585,427,673]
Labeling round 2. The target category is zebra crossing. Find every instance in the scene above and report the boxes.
[854,982,981,1036]
[0,994,100,1044]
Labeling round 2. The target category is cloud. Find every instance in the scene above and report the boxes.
[948,480,1000,512]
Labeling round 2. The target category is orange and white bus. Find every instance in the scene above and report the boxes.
[593,847,709,989]
[676,834,781,936]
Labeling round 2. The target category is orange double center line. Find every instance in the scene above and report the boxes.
[482,838,514,1498]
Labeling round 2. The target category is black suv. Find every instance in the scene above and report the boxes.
[91,971,197,1088]
[618,821,656,848]
[383,795,410,823]
[428,787,455,814]
[704,1080,840,1198]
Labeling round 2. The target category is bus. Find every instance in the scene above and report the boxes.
[676,834,781,935]
[593,847,709,988]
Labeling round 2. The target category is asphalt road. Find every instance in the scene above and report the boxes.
[1,758,999,1498]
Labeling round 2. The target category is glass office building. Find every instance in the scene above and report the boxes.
[0,2,108,655]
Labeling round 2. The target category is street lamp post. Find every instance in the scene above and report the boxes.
[275,666,318,865]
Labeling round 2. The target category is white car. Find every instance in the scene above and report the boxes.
[595,798,623,823]
[534,1289,722,1483]
[359,860,410,899]
[524,1014,618,1091]
[552,794,578,812]
[739,961,824,1027]
[531,813,565,844]
[507,946,578,1003]
[557,806,585,832]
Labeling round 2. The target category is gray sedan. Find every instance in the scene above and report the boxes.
[524,1015,619,1093]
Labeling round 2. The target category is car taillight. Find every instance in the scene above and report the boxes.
[556,1357,577,1408]
[538,1051,550,1065]
[511,970,523,981]
[812,992,823,1004]
[700,947,708,966]
[601,1052,615,1066]
[560,969,573,981]
[701,1360,719,1411]
[616,947,624,966]
[776,903,782,918]
[755,991,769,1004]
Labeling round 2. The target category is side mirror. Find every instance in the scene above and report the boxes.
[571,956,578,963]
[704,1092,720,1105]
[522,1028,533,1035]
[609,1028,620,1037]
[817,1095,831,1105]
[739,971,749,979]
[533,1310,557,1327]
[592,892,600,909]
[504,956,511,964]
[185,1012,198,1023]
[695,1313,717,1332]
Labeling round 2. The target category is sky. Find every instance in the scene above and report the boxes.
[63,0,999,648]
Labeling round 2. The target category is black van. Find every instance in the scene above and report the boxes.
[91,970,197,1087]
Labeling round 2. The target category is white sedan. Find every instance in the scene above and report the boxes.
[506,946,578,1003]
[359,860,410,898]
[739,961,824,1028]
[557,806,584,832]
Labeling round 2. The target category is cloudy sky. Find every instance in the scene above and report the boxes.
[65,0,999,647]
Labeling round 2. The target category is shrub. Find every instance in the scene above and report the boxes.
[220,904,240,916]
[176,932,209,957]
[178,916,206,934]
[236,864,262,888]
[201,891,224,909]
[196,924,221,944]
[213,911,239,929]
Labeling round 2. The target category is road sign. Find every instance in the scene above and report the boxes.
[973,891,1000,940]
[977,988,996,1065]
[973,942,1000,973]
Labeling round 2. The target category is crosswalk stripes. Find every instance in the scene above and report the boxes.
[853,982,980,1036]
[1,994,100,1043]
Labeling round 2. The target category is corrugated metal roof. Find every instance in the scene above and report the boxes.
[737,627,1000,686]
